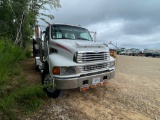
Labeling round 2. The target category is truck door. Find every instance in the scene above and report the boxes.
[44,27,49,60]
[40,33,44,62]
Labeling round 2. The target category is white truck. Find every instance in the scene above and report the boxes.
[34,24,115,98]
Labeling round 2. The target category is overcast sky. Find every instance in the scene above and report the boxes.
[39,0,160,50]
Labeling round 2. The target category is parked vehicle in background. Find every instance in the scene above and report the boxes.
[143,49,154,57]
[33,24,115,98]
[136,50,144,56]
[152,52,160,57]
[131,50,141,56]
[119,51,126,55]
[125,50,132,56]
[118,48,160,58]
[120,49,132,55]
[145,53,152,57]
[120,49,134,56]
[116,48,126,55]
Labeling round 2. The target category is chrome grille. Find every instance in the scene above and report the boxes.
[79,63,109,72]
[77,51,109,63]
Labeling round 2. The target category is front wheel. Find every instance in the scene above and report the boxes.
[42,66,61,98]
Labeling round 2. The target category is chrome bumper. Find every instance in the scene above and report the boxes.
[54,70,115,90]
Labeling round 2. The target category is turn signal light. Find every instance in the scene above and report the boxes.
[89,85,95,89]
[52,67,60,75]
[96,83,101,87]
[81,87,87,91]
[103,82,108,85]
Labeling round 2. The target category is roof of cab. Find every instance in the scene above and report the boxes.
[50,23,84,29]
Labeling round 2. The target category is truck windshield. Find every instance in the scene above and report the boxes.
[51,25,92,41]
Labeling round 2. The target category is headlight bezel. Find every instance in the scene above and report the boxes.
[60,67,76,75]
[52,66,77,75]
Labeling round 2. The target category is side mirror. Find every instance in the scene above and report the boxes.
[90,31,96,42]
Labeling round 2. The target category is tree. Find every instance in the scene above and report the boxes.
[31,0,61,24]
[0,0,61,47]
[0,0,15,37]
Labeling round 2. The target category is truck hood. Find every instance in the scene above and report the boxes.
[50,39,109,54]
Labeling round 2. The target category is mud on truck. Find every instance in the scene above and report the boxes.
[33,24,115,98]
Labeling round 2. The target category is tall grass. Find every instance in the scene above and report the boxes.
[0,38,26,85]
[0,38,46,120]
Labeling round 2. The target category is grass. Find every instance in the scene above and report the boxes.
[0,38,26,85]
[0,38,46,120]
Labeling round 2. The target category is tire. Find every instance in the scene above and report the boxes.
[33,39,37,57]
[42,64,61,98]
[35,58,40,71]
[152,55,156,57]
[145,54,148,57]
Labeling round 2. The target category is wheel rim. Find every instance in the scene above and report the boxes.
[44,74,55,92]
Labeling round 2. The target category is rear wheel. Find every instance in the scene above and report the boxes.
[35,58,39,71]
[42,64,61,98]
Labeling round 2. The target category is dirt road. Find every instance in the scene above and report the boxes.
[26,56,160,120]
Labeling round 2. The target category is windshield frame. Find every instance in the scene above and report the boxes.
[51,24,93,41]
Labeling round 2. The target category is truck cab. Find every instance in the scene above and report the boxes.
[34,24,115,98]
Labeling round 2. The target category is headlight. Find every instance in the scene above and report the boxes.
[60,67,76,75]
[109,61,115,68]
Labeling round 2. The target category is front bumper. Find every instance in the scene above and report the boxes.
[54,70,115,90]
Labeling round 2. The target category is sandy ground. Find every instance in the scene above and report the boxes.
[25,55,160,120]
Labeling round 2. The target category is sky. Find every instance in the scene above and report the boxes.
[39,0,160,50]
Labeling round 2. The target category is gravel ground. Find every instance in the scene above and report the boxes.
[26,55,160,120]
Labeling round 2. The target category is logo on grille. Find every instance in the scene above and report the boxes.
[95,51,99,53]
[83,64,108,71]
